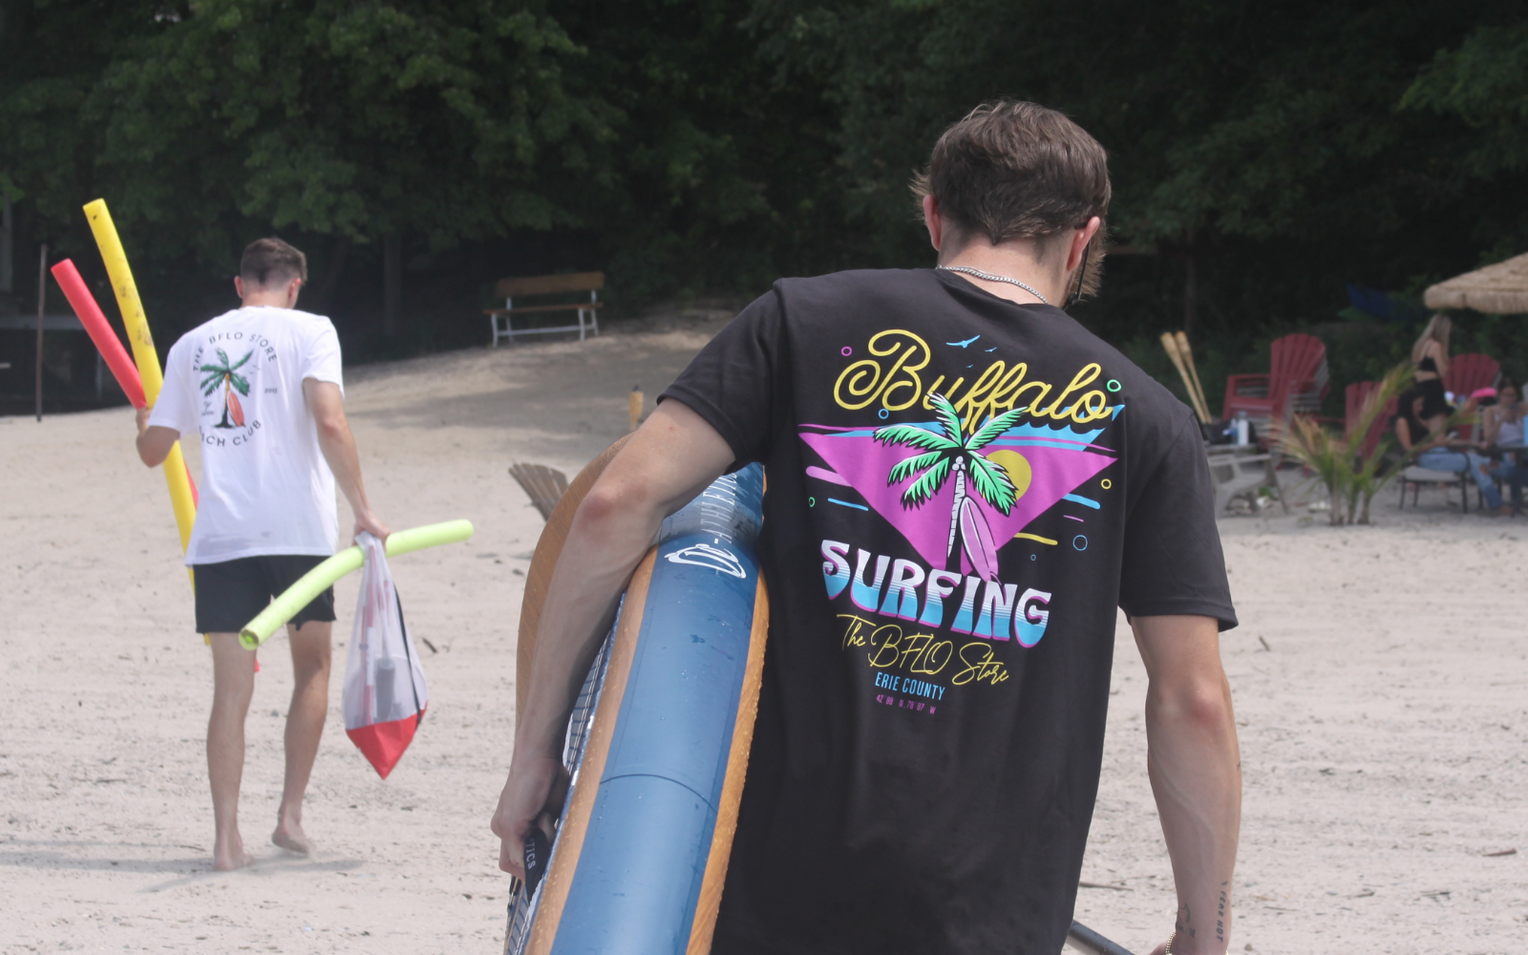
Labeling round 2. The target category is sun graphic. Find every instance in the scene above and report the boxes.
[983,449,1032,500]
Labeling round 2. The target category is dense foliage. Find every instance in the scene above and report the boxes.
[2,0,1525,401]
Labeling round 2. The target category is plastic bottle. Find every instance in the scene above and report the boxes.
[374,656,398,722]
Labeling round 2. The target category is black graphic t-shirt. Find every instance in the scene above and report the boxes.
[660,268,1236,955]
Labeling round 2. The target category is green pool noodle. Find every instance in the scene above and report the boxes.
[238,519,474,649]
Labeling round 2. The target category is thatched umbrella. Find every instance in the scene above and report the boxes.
[1424,252,1528,313]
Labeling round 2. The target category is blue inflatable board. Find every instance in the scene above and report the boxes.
[505,464,767,955]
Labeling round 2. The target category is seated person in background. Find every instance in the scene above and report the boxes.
[1480,380,1525,444]
[1395,384,1509,515]
[1478,379,1527,508]
[1470,387,1498,444]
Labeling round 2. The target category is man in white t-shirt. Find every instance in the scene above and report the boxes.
[136,237,389,871]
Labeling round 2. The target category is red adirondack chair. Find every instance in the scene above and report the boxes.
[1345,381,1398,460]
[1443,353,1500,400]
[1222,333,1330,427]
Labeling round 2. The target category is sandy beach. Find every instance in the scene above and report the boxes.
[2,310,1524,954]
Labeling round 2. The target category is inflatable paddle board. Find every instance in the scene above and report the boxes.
[506,450,767,955]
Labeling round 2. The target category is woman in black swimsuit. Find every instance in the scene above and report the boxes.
[1412,314,1452,419]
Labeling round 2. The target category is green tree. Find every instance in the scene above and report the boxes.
[1402,21,1528,178]
[1400,20,1528,269]
[551,0,848,302]
[0,1,167,239]
[745,0,1528,346]
[1,1,623,345]
[89,0,615,258]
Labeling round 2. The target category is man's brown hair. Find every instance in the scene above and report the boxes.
[240,237,308,288]
[913,100,1111,298]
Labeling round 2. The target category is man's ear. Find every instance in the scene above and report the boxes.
[1065,217,1102,273]
[923,194,943,252]
[286,276,303,308]
[234,276,245,301]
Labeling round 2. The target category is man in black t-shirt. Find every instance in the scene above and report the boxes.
[494,101,1241,955]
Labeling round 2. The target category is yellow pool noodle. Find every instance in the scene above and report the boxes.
[239,520,475,650]
[84,199,198,556]
[83,201,161,398]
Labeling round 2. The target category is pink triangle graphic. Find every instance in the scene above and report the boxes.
[800,427,1115,568]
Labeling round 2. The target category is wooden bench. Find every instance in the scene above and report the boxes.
[485,272,603,346]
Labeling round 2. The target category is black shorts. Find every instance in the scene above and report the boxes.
[193,555,336,635]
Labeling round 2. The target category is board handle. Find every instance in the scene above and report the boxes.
[522,828,550,896]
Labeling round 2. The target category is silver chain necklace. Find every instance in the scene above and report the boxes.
[937,265,1050,305]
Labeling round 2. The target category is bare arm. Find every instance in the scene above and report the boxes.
[1133,614,1241,955]
[302,378,389,541]
[1395,414,1451,454]
[135,406,178,467]
[490,399,735,877]
[1481,406,1502,446]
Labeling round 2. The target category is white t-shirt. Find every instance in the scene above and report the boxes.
[1498,414,1524,445]
[150,306,344,565]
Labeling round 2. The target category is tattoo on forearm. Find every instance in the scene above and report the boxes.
[1217,883,1228,945]
[1175,903,1195,939]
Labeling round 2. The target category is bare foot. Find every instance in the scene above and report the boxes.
[213,833,252,871]
[214,851,254,871]
[272,823,311,855]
